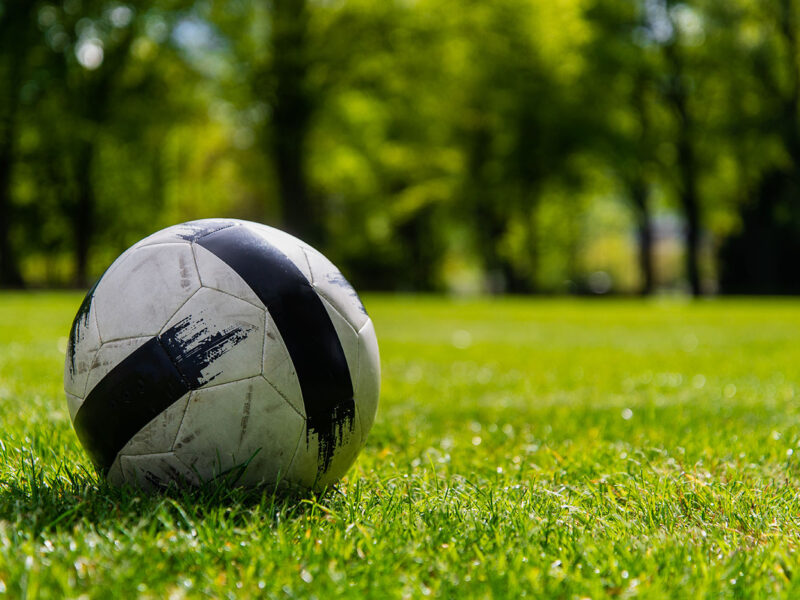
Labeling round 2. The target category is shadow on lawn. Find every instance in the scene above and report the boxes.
[0,451,324,535]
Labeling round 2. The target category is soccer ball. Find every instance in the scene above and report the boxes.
[64,219,380,491]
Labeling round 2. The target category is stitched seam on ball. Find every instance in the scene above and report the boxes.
[91,298,103,345]
[260,374,306,420]
[200,283,266,311]
[191,222,237,242]
[131,241,193,250]
[314,288,359,337]
[260,310,269,377]
[357,318,372,337]
[65,392,83,421]
[185,373,265,392]
[81,336,152,398]
[81,345,102,398]
[261,314,304,416]
[262,314,293,370]
[156,287,202,337]
[171,453,200,485]
[118,450,175,459]
[193,241,267,311]
[283,422,307,480]
[356,318,374,446]
[299,246,314,284]
[147,394,190,457]
[189,242,203,286]
[354,321,362,397]
[169,394,192,452]
[354,402,365,448]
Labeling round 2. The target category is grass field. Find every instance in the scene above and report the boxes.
[2,293,800,598]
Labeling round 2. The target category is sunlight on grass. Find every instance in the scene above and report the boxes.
[1,293,800,597]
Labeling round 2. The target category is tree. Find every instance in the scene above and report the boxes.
[0,1,38,287]
[27,1,194,286]
[719,0,800,293]
[585,0,661,294]
[661,5,703,296]
[456,0,589,293]
[265,0,321,245]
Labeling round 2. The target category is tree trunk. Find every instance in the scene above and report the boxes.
[0,3,33,288]
[64,28,135,288]
[674,104,702,297]
[473,189,513,294]
[779,0,800,167]
[464,122,533,293]
[718,0,800,294]
[630,179,654,295]
[270,0,320,245]
[0,134,23,288]
[0,178,23,287]
[72,141,95,288]
[395,205,441,290]
[519,184,539,294]
[628,70,655,296]
[663,42,703,297]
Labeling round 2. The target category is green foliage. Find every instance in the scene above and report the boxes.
[1,0,800,292]
[3,294,800,596]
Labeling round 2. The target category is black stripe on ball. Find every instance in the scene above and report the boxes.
[73,337,190,474]
[196,225,355,474]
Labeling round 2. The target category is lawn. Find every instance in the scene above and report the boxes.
[1,293,800,598]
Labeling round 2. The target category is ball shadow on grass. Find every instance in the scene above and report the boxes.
[0,449,336,538]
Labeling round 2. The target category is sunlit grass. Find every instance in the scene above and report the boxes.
[1,293,800,597]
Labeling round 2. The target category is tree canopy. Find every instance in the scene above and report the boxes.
[1,0,798,294]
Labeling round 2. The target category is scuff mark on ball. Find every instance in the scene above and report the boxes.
[160,315,255,387]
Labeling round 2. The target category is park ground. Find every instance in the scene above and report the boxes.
[1,293,800,598]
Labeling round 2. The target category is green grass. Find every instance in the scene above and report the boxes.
[2,293,800,598]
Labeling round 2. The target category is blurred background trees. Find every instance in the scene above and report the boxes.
[1,0,799,294]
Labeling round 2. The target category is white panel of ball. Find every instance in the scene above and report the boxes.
[160,287,266,387]
[172,377,304,484]
[354,318,381,443]
[94,243,201,340]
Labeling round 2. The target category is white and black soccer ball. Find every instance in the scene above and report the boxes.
[64,219,380,491]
